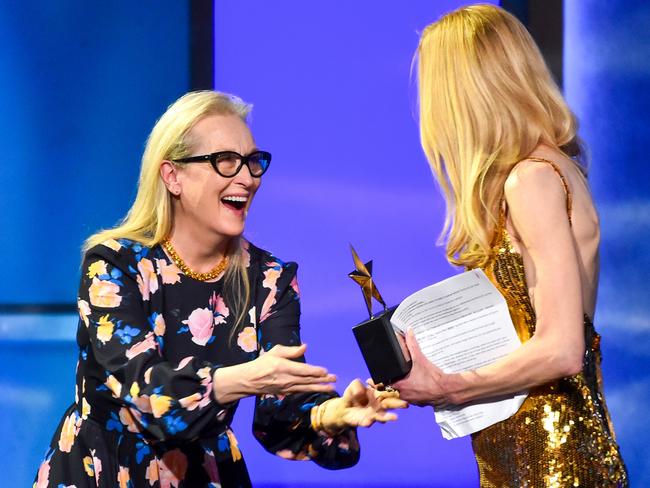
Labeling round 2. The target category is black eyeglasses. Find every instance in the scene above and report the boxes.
[173,150,271,178]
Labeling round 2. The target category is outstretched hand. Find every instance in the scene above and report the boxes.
[390,328,450,407]
[214,343,336,404]
[315,379,408,434]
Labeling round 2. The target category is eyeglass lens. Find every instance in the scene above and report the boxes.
[215,151,269,177]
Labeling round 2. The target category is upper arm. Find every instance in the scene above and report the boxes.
[257,260,302,351]
[504,162,584,358]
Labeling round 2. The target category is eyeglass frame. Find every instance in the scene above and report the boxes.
[172,150,272,178]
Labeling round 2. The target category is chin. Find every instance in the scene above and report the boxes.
[211,225,245,240]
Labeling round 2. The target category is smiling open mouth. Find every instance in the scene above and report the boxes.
[221,195,248,211]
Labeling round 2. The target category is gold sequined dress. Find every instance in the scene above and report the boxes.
[472,158,628,487]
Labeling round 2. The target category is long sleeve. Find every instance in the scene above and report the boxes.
[78,241,228,442]
[251,258,360,469]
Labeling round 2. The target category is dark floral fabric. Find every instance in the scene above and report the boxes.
[34,238,359,488]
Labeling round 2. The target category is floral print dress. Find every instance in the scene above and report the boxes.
[34,238,359,488]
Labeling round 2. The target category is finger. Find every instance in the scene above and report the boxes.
[283,383,336,394]
[374,389,400,400]
[405,328,424,361]
[357,417,374,428]
[268,343,307,359]
[344,379,368,406]
[365,378,377,389]
[283,359,332,379]
[380,398,409,410]
[373,412,398,423]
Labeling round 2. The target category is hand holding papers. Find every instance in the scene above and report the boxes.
[391,269,527,439]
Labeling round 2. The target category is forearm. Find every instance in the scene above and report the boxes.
[444,335,584,404]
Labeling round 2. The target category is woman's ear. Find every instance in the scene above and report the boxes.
[160,160,181,196]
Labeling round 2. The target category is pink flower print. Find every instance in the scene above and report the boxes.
[78,299,91,327]
[197,366,214,409]
[119,407,143,433]
[159,449,188,488]
[144,367,153,384]
[154,313,166,336]
[262,264,281,290]
[88,277,122,308]
[260,265,282,322]
[126,331,157,359]
[102,238,122,252]
[137,258,159,301]
[145,458,159,485]
[203,450,220,483]
[209,292,230,325]
[91,449,103,484]
[34,459,50,488]
[182,308,214,346]
[156,258,182,285]
[132,394,153,414]
[237,327,257,353]
[178,392,202,411]
[117,466,131,488]
[180,366,213,411]
[289,274,300,297]
[58,411,81,452]
[174,356,194,371]
[105,375,123,398]
[275,449,298,460]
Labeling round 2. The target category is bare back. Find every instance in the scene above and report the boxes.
[504,144,601,319]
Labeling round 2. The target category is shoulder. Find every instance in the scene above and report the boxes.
[84,238,157,276]
[504,159,567,199]
[503,160,569,217]
[244,240,298,275]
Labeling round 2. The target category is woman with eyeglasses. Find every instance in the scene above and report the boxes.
[390,5,628,487]
[34,91,405,488]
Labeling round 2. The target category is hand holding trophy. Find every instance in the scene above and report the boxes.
[348,245,412,389]
[309,246,410,435]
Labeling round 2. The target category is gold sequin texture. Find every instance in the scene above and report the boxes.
[471,165,628,487]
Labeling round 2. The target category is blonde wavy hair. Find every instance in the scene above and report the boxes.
[85,90,253,331]
[418,4,582,268]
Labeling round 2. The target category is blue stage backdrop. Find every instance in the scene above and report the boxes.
[0,2,190,304]
[564,1,650,485]
[1,1,647,487]
[0,1,190,486]
[213,1,490,487]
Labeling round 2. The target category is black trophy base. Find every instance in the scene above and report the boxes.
[352,306,412,386]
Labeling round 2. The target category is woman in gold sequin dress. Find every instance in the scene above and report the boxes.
[391,5,628,487]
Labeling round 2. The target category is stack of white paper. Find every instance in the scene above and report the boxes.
[391,269,527,439]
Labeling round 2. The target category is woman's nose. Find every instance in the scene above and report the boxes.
[234,162,255,185]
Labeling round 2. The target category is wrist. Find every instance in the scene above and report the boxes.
[441,371,467,405]
[312,398,345,436]
[213,364,250,404]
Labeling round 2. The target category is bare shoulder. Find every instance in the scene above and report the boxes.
[504,159,568,213]
[505,160,566,197]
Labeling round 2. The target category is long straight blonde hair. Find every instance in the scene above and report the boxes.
[85,90,253,331]
[418,4,582,268]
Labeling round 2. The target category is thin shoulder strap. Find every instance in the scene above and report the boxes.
[526,157,572,225]
[498,156,573,234]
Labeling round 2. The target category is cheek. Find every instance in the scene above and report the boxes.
[250,181,262,199]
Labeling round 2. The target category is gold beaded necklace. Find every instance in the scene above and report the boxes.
[162,238,228,282]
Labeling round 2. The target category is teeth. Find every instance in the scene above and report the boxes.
[222,196,248,202]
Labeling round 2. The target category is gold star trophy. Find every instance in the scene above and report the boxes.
[349,245,411,386]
